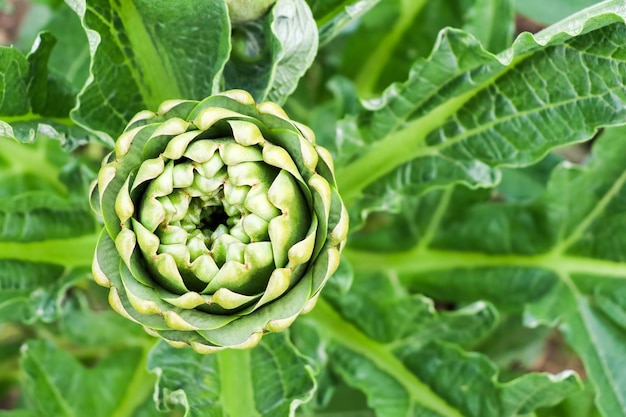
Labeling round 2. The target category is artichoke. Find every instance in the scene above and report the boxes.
[227,0,277,23]
[90,90,348,353]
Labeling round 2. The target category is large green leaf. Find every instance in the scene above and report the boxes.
[0,32,90,148]
[148,333,315,417]
[59,306,153,348]
[299,272,580,417]
[334,1,626,215]
[344,128,626,416]
[0,135,98,324]
[527,281,626,417]
[67,0,231,142]
[17,340,155,417]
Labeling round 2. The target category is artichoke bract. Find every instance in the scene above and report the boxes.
[90,90,348,353]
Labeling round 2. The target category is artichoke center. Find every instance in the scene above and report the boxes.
[198,205,230,231]
[181,195,239,246]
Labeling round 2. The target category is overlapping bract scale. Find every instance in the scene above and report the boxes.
[91,90,348,353]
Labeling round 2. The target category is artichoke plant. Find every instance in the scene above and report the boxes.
[90,90,348,353]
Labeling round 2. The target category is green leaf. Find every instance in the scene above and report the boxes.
[307,75,362,165]
[336,1,626,210]
[341,0,514,98]
[308,0,380,46]
[475,314,551,370]
[0,31,91,148]
[407,343,580,417]
[265,0,318,103]
[341,0,428,98]
[0,46,30,116]
[302,272,580,417]
[496,153,563,203]
[67,0,231,142]
[323,272,498,347]
[148,333,315,417]
[225,0,318,104]
[289,322,336,413]
[305,286,579,417]
[0,261,78,324]
[0,135,98,324]
[59,306,152,348]
[344,128,626,416]
[27,32,75,117]
[19,340,155,417]
[17,3,90,91]
[526,281,626,417]
[463,0,515,53]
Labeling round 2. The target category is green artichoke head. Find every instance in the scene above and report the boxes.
[90,90,348,353]
[227,0,277,23]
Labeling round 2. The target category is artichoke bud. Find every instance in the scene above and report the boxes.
[227,0,277,24]
[91,90,348,353]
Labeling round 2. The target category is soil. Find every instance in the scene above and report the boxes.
[0,0,28,45]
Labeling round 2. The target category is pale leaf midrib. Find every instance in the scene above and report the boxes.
[0,233,99,267]
[109,345,155,417]
[309,299,465,417]
[416,187,453,251]
[1,136,67,195]
[345,248,626,279]
[217,349,262,417]
[0,113,73,125]
[560,273,626,412]
[28,350,76,417]
[93,2,182,108]
[424,89,624,159]
[552,167,626,255]
[316,0,373,28]
[336,60,514,202]
[354,0,427,97]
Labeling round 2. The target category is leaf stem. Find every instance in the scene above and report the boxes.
[354,0,427,98]
[557,271,626,413]
[335,87,477,204]
[0,233,100,268]
[550,167,626,256]
[110,342,157,417]
[416,187,453,251]
[308,298,465,417]
[344,247,626,279]
[217,349,262,417]
[0,135,68,196]
[111,1,183,107]
[0,113,74,126]
[316,0,377,28]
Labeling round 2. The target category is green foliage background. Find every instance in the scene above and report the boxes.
[2,0,626,416]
